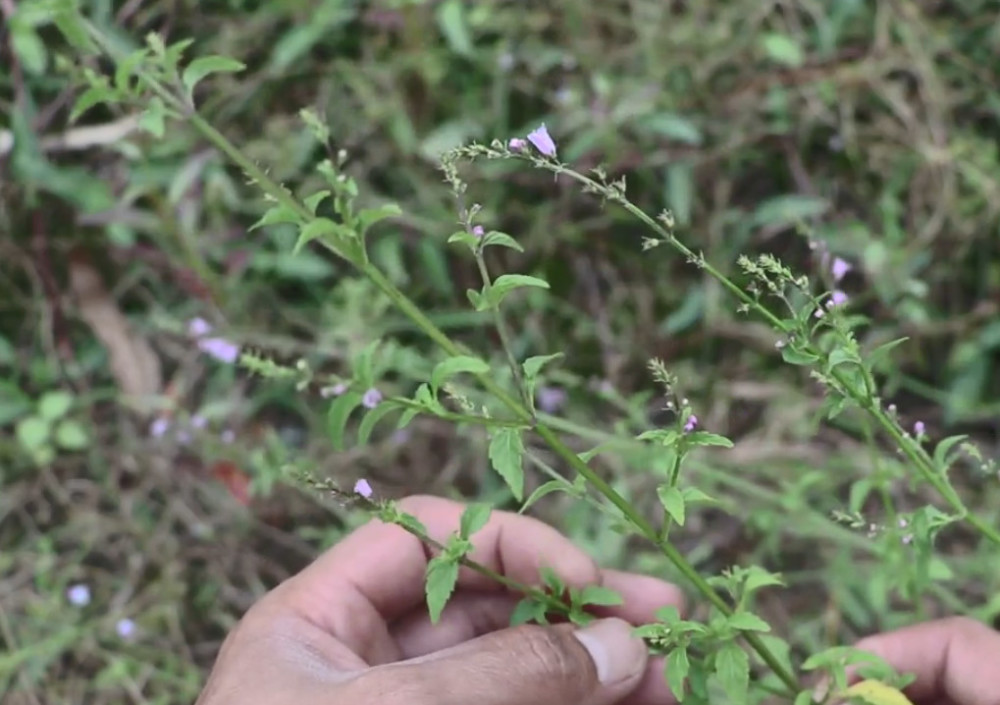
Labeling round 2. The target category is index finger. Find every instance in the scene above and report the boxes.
[854,617,1000,705]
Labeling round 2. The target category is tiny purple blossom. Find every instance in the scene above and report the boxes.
[67,583,91,607]
[321,383,348,399]
[508,137,527,151]
[150,417,170,438]
[361,388,383,409]
[198,337,241,364]
[188,317,212,337]
[526,124,557,157]
[191,414,207,430]
[472,225,485,237]
[536,386,567,414]
[683,414,698,433]
[914,421,926,436]
[354,478,373,498]
[831,257,852,282]
[827,290,848,307]
[116,618,136,639]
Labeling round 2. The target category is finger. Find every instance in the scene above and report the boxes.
[348,619,648,705]
[854,617,1000,705]
[275,495,601,663]
[592,569,686,623]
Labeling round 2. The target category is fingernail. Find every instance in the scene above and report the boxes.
[573,618,646,685]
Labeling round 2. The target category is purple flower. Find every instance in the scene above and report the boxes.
[116,618,136,639]
[683,414,698,433]
[354,478,373,498]
[472,225,485,237]
[508,137,527,151]
[914,421,926,436]
[150,417,170,438]
[188,317,212,337]
[67,584,91,607]
[827,290,848,308]
[191,414,207,430]
[197,337,241,363]
[362,388,383,409]
[536,386,567,414]
[831,257,852,282]
[527,124,557,157]
[321,383,348,399]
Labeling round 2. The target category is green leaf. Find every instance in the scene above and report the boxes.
[761,33,805,67]
[431,355,490,394]
[715,642,749,704]
[539,566,565,595]
[54,420,89,450]
[357,203,402,233]
[744,566,785,594]
[728,612,772,633]
[684,432,734,448]
[327,391,363,451]
[481,231,524,252]
[827,346,860,373]
[795,691,815,705]
[579,585,623,607]
[354,340,381,389]
[867,337,909,370]
[933,435,968,470]
[753,195,828,228]
[397,511,428,536]
[522,352,563,401]
[781,347,820,366]
[138,96,167,138]
[657,485,686,526]
[681,487,716,504]
[436,0,473,56]
[304,190,331,214]
[488,427,525,501]
[356,403,397,446]
[643,113,702,145]
[520,479,573,513]
[71,85,115,122]
[52,9,95,52]
[38,391,73,421]
[488,274,549,307]
[510,597,546,626]
[665,646,690,702]
[250,203,302,231]
[16,416,49,450]
[425,556,460,623]
[11,25,47,75]
[459,503,491,538]
[295,218,352,255]
[447,230,480,249]
[182,55,246,98]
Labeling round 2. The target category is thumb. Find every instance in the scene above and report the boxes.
[368,618,648,705]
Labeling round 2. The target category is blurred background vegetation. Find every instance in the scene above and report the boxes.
[2,1,1000,702]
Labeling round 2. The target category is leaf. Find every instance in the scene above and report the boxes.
[11,25,47,75]
[250,203,302,231]
[52,9,95,52]
[867,337,909,370]
[760,33,805,67]
[520,479,573,513]
[431,355,490,393]
[684,432,734,448]
[510,597,546,626]
[728,612,772,633]
[933,435,968,470]
[488,427,525,501]
[482,231,524,252]
[16,417,49,450]
[665,646,690,702]
[667,162,694,226]
[539,566,565,595]
[425,556,460,624]
[579,585,623,607]
[447,230,480,249]
[681,487,716,504]
[138,96,166,138]
[752,195,828,228]
[356,402,397,445]
[781,347,820,366]
[55,420,89,450]
[714,642,750,704]
[522,352,563,401]
[488,274,549,307]
[182,55,246,98]
[295,218,351,255]
[357,203,402,233]
[38,391,73,421]
[744,566,786,594]
[436,0,473,56]
[841,680,915,705]
[71,85,115,122]
[657,485,686,526]
[304,190,331,214]
[459,503,491,538]
[327,390,363,451]
[642,113,703,145]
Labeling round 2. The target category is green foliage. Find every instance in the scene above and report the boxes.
[488,427,526,501]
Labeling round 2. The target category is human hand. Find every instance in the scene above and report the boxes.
[196,495,685,705]
[854,617,1000,705]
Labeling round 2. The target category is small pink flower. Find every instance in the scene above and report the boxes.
[67,584,91,606]
[831,257,851,282]
[198,337,240,363]
[683,414,698,433]
[116,618,136,639]
[828,290,848,307]
[354,478,373,498]
[914,421,926,435]
[321,383,348,399]
[536,386,567,413]
[188,317,212,337]
[527,124,557,157]
[150,417,170,438]
[472,225,485,237]
[508,137,527,151]
[362,388,383,409]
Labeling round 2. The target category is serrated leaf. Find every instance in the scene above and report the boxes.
[327,390,362,451]
[744,566,785,594]
[481,231,524,252]
[715,642,749,704]
[54,420,89,450]
[523,352,563,380]
[138,96,166,138]
[579,585,623,607]
[841,680,915,705]
[182,55,246,98]
[250,203,302,231]
[425,556,460,623]
[431,355,490,393]
[867,337,909,370]
[684,432,734,448]
[71,85,114,122]
[356,402,397,445]
[728,612,772,632]
[447,230,480,249]
[933,435,968,470]
[16,417,49,450]
[827,346,859,373]
[510,597,544,626]
[666,646,690,702]
[488,274,549,307]
[459,503,491,538]
[520,479,572,513]
[781,347,820,366]
[657,485,686,526]
[358,203,402,233]
[488,427,525,501]
[295,218,351,255]
[304,190,331,214]
[38,391,73,421]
